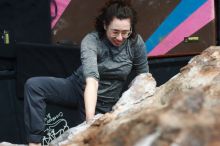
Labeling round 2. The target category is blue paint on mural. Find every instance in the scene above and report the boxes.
[146,0,207,53]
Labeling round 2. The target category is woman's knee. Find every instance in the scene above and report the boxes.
[24,77,45,93]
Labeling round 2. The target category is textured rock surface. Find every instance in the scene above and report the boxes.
[54,46,220,146]
[1,46,220,146]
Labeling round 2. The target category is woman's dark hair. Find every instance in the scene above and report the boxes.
[95,0,137,39]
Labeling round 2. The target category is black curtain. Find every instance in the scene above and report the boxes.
[0,0,51,44]
[16,43,81,98]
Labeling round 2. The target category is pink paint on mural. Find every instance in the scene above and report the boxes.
[148,0,215,56]
[51,0,71,28]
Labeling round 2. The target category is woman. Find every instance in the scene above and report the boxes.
[24,0,149,145]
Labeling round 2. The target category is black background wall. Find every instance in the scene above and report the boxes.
[0,0,51,143]
[0,0,51,44]
[0,79,24,143]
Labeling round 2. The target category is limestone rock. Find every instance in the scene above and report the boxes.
[0,142,26,146]
[113,73,157,114]
[56,46,220,146]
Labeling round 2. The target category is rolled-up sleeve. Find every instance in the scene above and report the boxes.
[133,35,149,74]
[81,33,99,80]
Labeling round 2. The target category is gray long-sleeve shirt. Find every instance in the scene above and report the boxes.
[74,31,148,113]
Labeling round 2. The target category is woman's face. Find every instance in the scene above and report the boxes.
[105,17,132,47]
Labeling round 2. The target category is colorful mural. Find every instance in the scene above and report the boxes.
[146,0,215,56]
[52,0,216,57]
[51,0,71,28]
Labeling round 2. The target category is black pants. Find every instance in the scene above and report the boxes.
[24,74,85,143]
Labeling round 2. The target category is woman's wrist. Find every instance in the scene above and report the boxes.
[86,116,95,124]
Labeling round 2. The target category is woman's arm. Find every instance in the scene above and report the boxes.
[84,77,98,123]
[80,33,100,123]
[132,35,149,75]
